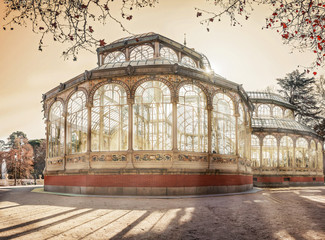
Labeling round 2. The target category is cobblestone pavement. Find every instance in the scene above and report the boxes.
[0,186,325,240]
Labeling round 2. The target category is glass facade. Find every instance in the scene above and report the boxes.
[48,101,64,158]
[133,81,172,150]
[212,93,235,154]
[91,84,128,151]
[177,85,207,152]
[67,91,88,154]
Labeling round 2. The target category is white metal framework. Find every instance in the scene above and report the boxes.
[317,142,323,169]
[67,91,88,154]
[48,101,64,158]
[279,136,293,167]
[251,135,260,167]
[262,135,277,167]
[181,56,197,68]
[177,85,207,152]
[310,140,317,169]
[133,81,172,150]
[104,51,126,64]
[130,45,154,61]
[160,47,178,62]
[91,84,128,151]
[296,137,308,168]
[273,106,283,118]
[238,104,247,158]
[258,104,271,118]
[212,93,236,154]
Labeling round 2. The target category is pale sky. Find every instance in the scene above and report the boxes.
[0,0,323,141]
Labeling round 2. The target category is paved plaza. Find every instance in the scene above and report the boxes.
[0,186,325,239]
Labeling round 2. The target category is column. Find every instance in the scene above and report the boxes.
[125,47,130,61]
[154,41,160,58]
[86,103,92,153]
[128,98,134,168]
[235,112,239,171]
[235,113,239,156]
[292,138,296,171]
[172,96,178,151]
[277,138,280,170]
[45,119,50,172]
[259,137,263,168]
[63,111,68,171]
[207,104,212,169]
[85,103,92,170]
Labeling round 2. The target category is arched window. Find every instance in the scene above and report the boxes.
[91,84,128,151]
[178,84,207,152]
[201,54,211,71]
[181,56,196,68]
[273,106,283,118]
[295,138,308,168]
[262,135,277,167]
[104,51,126,64]
[48,101,64,158]
[258,104,271,117]
[238,103,246,158]
[251,135,260,167]
[67,91,88,154]
[310,140,317,169]
[279,136,293,167]
[212,93,235,154]
[317,142,323,170]
[133,81,172,150]
[160,47,178,62]
[130,45,154,61]
[284,109,294,119]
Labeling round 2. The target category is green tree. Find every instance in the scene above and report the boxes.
[29,139,46,178]
[8,131,27,147]
[277,70,321,126]
[312,75,325,137]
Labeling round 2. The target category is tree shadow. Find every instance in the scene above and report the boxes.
[0,186,325,239]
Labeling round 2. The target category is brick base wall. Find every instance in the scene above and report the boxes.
[254,176,324,187]
[44,174,253,195]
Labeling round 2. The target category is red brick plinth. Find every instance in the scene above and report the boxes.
[44,174,253,195]
[253,176,324,187]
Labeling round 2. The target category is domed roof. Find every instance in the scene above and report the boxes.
[96,32,213,71]
[43,33,253,110]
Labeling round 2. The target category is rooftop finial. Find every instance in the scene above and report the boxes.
[184,33,186,46]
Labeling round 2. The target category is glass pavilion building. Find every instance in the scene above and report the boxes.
[248,92,324,187]
[43,33,323,195]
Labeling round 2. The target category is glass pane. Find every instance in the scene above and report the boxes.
[130,45,154,61]
[48,101,64,158]
[212,93,235,154]
[67,91,88,154]
[262,135,277,167]
[104,51,126,64]
[91,84,128,151]
[160,47,178,62]
[133,81,172,150]
[177,84,207,152]
[251,135,260,167]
